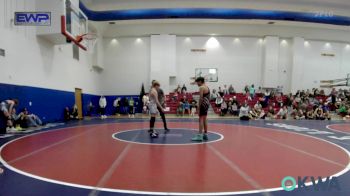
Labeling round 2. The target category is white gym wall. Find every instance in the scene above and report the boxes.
[0,0,100,95]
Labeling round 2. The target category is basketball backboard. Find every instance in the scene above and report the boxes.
[62,0,89,50]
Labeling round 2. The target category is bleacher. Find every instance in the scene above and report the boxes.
[164,92,329,115]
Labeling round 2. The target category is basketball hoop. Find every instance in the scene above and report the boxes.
[76,33,98,53]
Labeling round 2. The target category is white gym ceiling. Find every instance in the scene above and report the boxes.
[82,0,350,41]
[82,0,350,17]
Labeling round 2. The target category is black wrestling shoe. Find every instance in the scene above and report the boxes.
[164,128,170,133]
[150,131,159,138]
[203,134,208,141]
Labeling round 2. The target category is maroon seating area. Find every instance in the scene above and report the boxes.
[165,92,329,115]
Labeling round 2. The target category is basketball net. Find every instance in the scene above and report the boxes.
[76,33,98,54]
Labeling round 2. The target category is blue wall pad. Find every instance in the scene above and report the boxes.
[80,2,350,26]
[0,83,141,128]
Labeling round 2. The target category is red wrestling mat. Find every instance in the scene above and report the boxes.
[328,124,350,134]
[1,122,349,195]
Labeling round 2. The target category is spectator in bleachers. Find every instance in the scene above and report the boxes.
[228,85,235,95]
[322,103,331,120]
[276,93,283,107]
[306,108,315,120]
[314,106,326,120]
[249,84,255,99]
[254,101,262,111]
[266,106,276,119]
[244,85,249,94]
[223,85,228,95]
[210,89,218,101]
[190,100,197,116]
[218,86,223,95]
[239,101,251,121]
[231,96,240,106]
[276,106,288,119]
[295,109,306,120]
[183,100,191,115]
[220,100,228,116]
[1,99,19,132]
[177,101,184,116]
[175,85,181,93]
[230,102,239,116]
[181,84,187,94]
[215,94,223,110]
[264,90,271,105]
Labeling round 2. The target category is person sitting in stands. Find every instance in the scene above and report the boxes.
[231,96,239,106]
[314,106,326,120]
[210,89,218,101]
[266,106,276,119]
[190,100,197,116]
[264,90,271,102]
[254,101,262,111]
[295,109,306,120]
[220,100,228,116]
[306,108,315,120]
[183,100,191,115]
[20,108,43,127]
[322,103,331,120]
[218,87,223,96]
[276,93,283,107]
[215,94,223,111]
[239,101,251,121]
[177,101,184,116]
[1,99,19,132]
[338,103,348,117]
[172,92,178,102]
[230,102,239,116]
[228,85,235,95]
[276,106,288,119]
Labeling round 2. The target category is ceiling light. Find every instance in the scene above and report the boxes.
[206,37,220,49]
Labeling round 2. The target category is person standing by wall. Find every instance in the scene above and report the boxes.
[128,97,135,118]
[99,96,107,119]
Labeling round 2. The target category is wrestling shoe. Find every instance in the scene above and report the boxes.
[150,131,159,138]
[203,134,208,141]
[191,134,203,142]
